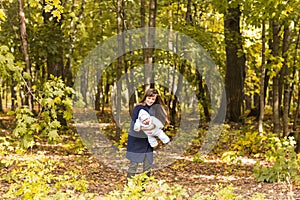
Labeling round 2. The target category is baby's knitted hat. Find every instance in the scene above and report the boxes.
[138,109,150,121]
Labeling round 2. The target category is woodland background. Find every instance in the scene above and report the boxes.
[0,0,300,199]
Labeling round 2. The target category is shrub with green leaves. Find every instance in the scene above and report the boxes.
[231,125,269,157]
[253,136,300,183]
[11,75,74,149]
[103,173,265,200]
[102,173,189,200]
[2,155,90,200]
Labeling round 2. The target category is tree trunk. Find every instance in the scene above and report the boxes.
[10,78,16,110]
[292,30,300,132]
[258,20,266,133]
[115,0,123,139]
[145,0,156,89]
[197,72,210,122]
[282,25,291,137]
[224,3,246,122]
[186,0,192,25]
[66,0,86,87]
[18,0,33,111]
[124,3,136,115]
[140,0,149,89]
[80,63,88,107]
[170,0,192,123]
[270,20,281,136]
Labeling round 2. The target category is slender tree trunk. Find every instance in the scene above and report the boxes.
[95,66,102,111]
[197,72,210,122]
[124,4,136,115]
[171,0,192,123]
[282,25,291,137]
[140,0,149,88]
[259,21,266,133]
[224,3,246,122]
[271,20,281,136]
[5,80,8,109]
[145,0,156,89]
[186,0,192,25]
[80,63,88,107]
[292,30,300,132]
[115,0,123,139]
[10,78,16,110]
[18,0,33,111]
[66,0,86,87]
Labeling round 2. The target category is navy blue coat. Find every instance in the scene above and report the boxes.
[126,104,153,163]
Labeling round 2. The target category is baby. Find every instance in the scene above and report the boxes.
[134,109,170,148]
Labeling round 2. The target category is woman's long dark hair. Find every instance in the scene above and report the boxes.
[137,88,169,125]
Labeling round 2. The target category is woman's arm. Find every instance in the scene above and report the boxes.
[140,124,155,131]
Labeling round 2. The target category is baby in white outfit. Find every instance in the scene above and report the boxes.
[134,109,170,147]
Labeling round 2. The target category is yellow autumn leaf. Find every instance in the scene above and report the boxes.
[44,4,53,13]
[52,10,61,21]
[0,9,6,21]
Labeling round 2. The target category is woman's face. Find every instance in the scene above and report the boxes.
[145,95,157,106]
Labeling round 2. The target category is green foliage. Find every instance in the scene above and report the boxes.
[0,135,25,156]
[44,0,64,21]
[213,184,241,200]
[103,174,265,200]
[62,134,86,155]
[217,124,271,161]
[103,172,189,200]
[39,75,74,138]
[221,151,240,164]
[253,136,300,183]
[12,106,38,149]
[231,127,269,157]
[2,155,89,200]
[114,129,128,149]
[0,45,21,78]
[192,184,265,200]
[12,76,74,149]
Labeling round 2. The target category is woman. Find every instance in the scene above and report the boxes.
[126,88,168,180]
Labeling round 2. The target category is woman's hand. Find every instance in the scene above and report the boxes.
[141,124,156,130]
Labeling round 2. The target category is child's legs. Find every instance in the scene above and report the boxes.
[147,135,158,147]
[156,130,170,144]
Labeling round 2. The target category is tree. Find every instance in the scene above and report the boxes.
[145,0,156,89]
[258,20,266,133]
[224,1,245,122]
[18,0,33,111]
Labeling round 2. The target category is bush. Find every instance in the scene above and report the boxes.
[10,75,74,149]
[102,173,189,200]
[253,136,300,183]
[1,154,90,200]
[103,173,265,200]
[231,125,269,157]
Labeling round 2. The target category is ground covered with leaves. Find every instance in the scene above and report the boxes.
[1,139,299,199]
[0,114,300,199]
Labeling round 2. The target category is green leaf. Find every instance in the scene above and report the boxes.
[48,130,59,141]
